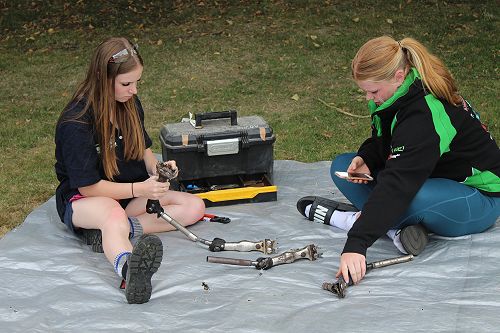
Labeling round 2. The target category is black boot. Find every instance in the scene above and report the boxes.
[80,229,104,253]
[124,234,163,304]
[399,224,428,256]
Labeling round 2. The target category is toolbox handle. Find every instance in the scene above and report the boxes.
[195,110,238,127]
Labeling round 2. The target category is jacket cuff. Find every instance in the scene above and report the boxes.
[356,152,377,175]
[342,237,368,257]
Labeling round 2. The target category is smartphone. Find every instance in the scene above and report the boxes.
[334,171,374,181]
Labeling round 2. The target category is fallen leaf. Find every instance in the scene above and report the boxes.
[157,39,163,45]
[386,18,393,24]
[322,131,333,138]
[291,94,299,101]
[310,35,318,40]
[353,17,360,22]
[48,28,55,34]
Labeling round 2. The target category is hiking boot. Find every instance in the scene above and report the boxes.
[399,224,428,256]
[81,229,104,253]
[125,234,163,304]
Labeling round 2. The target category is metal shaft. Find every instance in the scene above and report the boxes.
[367,254,414,271]
[206,256,256,267]
[159,211,211,246]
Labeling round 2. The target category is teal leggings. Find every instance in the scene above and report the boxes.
[331,153,500,236]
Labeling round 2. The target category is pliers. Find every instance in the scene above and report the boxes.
[200,213,231,224]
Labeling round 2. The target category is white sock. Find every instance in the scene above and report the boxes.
[305,204,360,231]
[386,229,408,254]
[330,211,360,230]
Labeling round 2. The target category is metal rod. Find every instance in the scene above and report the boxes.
[206,256,256,266]
[367,254,414,270]
[159,211,212,245]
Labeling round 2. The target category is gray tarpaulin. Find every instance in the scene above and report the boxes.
[1,160,499,332]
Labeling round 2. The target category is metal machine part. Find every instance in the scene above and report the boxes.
[206,244,321,270]
[146,163,277,254]
[322,254,414,298]
[157,162,178,182]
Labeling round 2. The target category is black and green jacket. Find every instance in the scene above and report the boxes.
[343,68,500,256]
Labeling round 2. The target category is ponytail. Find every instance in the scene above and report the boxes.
[400,38,461,105]
[352,36,461,105]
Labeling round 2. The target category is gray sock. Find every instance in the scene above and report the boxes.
[128,217,144,246]
[114,251,131,278]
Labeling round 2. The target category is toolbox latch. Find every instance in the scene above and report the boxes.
[206,138,239,156]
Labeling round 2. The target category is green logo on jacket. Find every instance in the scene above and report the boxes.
[392,145,405,153]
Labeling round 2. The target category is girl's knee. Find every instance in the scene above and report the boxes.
[185,195,205,225]
[103,206,130,233]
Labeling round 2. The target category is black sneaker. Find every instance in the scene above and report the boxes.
[81,229,104,253]
[125,234,163,304]
[399,224,428,256]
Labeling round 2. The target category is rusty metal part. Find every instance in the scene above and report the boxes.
[156,162,179,182]
[206,244,321,270]
[322,254,414,299]
[322,276,349,298]
[257,244,321,269]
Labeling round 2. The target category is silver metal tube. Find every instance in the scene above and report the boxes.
[206,256,256,266]
[367,254,414,270]
[159,211,199,242]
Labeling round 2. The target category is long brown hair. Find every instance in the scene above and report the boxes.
[59,37,145,179]
[351,36,461,105]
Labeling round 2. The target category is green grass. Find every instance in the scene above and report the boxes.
[0,0,498,237]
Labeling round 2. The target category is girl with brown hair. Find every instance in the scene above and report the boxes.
[297,36,499,285]
[55,37,205,304]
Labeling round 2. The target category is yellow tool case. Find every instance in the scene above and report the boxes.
[160,111,277,207]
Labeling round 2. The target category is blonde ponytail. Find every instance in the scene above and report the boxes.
[400,38,461,105]
[352,36,461,105]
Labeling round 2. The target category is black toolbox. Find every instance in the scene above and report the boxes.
[160,111,277,207]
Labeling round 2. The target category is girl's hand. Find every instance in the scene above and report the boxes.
[336,252,366,285]
[346,156,371,184]
[135,175,171,199]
